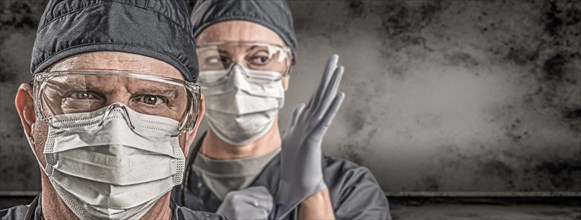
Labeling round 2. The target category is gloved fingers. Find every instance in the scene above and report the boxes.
[288,103,306,129]
[247,186,273,201]
[250,198,274,212]
[313,55,339,111]
[315,65,344,120]
[313,92,345,137]
[218,186,274,219]
[247,186,274,218]
[308,54,338,112]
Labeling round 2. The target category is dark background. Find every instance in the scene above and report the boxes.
[1,0,580,218]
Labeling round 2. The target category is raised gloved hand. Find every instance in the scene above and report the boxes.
[216,186,273,220]
[274,54,345,219]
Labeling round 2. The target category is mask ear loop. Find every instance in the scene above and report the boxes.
[25,127,50,176]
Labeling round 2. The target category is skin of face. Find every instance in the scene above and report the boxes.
[14,51,205,219]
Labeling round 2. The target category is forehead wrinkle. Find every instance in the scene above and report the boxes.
[127,77,183,97]
[48,51,184,80]
[48,54,95,71]
[84,75,130,96]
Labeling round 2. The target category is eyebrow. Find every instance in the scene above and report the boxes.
[217,45,265,54]
[51,80,180,98]
[217,49,230,56]
[132,87,179,98]
[247,45,261,52]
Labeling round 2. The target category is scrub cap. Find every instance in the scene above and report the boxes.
[190,0,298,58]
[31,0,199,82]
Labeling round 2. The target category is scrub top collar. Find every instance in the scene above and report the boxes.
[22,194,41,220]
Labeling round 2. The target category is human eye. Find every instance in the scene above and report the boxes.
[60,90,105,113]
[250,56,271,65]
[248,46,277,65]
[204,54,231,66]
[65,90,101,100]
[204,56,221,65]
[129,86,184,119]
[133,94,169,107]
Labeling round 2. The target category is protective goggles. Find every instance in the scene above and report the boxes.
[33,70,201,136]
[196,41,292,85]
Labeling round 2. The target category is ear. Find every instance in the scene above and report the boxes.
[15,83,36,144]
[183,94,205,157]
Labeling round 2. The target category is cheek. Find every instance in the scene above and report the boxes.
[282,76,290,91]
[31,121,49,167]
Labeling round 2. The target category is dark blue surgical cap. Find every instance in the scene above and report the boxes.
[31,0,199,82]
[190,0,298,58]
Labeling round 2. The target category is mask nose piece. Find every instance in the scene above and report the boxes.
[99,103,136,130]
[229,63,249,88]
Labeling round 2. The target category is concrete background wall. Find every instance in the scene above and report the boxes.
[1,0,579,194]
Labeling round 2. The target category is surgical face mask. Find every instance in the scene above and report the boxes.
[201,65,285,145]
[31,104,185,220]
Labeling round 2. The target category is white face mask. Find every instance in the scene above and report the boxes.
[32,105,185,220]
[202,65,285,145]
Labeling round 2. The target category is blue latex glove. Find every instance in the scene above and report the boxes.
[216,186,273,220]
[274,54,345,219]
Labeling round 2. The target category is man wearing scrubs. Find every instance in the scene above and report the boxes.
[173,0,391,219]
[1,0,225,219]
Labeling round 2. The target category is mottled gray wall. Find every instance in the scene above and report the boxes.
[0,0,45,192]
[1,0,579,194]
[283,0,581,192]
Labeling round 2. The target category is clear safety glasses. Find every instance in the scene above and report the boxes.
[33,70,201,136]
[196,41,292,86]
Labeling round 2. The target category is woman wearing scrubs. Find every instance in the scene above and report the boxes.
[172,0,391,219]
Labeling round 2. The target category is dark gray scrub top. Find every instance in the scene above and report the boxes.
[173,134,392,220]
